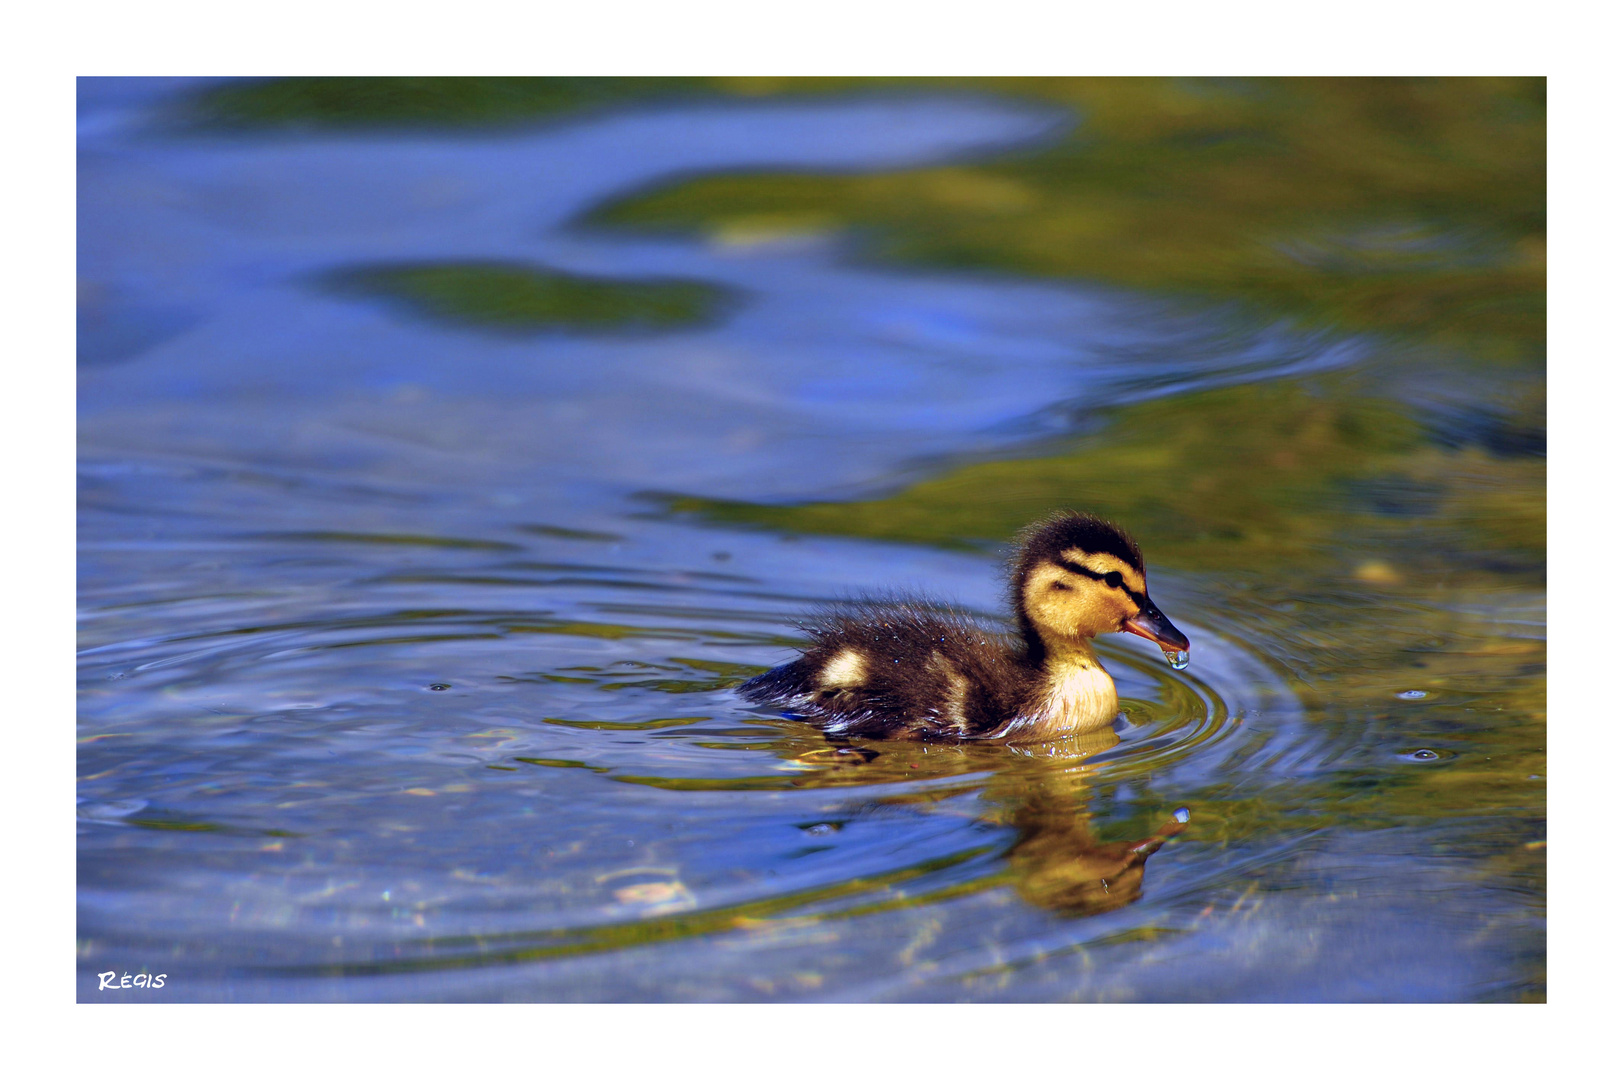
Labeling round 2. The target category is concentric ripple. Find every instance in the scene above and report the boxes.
[80,510,1320,999]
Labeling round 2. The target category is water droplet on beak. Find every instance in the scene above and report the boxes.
[1162,648,1189,670]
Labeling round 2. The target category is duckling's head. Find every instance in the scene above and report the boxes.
[1010,511,1190,665]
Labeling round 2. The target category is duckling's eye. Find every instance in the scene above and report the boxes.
[1050,580,1072,592]
[1103,571,1124,590]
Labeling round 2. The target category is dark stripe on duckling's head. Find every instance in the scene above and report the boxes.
[1054,555,1150,609]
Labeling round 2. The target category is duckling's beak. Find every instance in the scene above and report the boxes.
[1123,597,1190,653]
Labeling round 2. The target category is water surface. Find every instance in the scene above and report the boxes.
[78,78,1544,1002]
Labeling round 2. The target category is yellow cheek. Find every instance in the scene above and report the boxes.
[1079,590,1142,636]
[1089,595,1131,632]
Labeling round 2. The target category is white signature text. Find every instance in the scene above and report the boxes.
[97,971,167,990]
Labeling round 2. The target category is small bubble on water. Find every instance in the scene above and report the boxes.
[428,683,451,691]
[801,822,838,836]
[1404,748,1440,761]
[1396,689,1428,700]
[1162,648,1190,671]
[1173,807,1191,824]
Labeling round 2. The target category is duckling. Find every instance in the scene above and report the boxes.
[738,511,1190,742]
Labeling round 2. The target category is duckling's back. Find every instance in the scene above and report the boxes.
[738,600,1035,740]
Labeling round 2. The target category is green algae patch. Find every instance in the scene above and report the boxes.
[326,261,735,334]
[181,76,872,132]
[657,377,1544,577]
[595,77,1545,364]
[187,77,704,130]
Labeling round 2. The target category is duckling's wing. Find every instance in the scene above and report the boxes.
[740,600,1031,740]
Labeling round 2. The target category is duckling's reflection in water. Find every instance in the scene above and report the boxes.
[1000,772,1187,917]
[778,726,1188,918]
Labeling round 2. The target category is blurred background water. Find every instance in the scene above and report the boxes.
[77,77,1545,1002]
